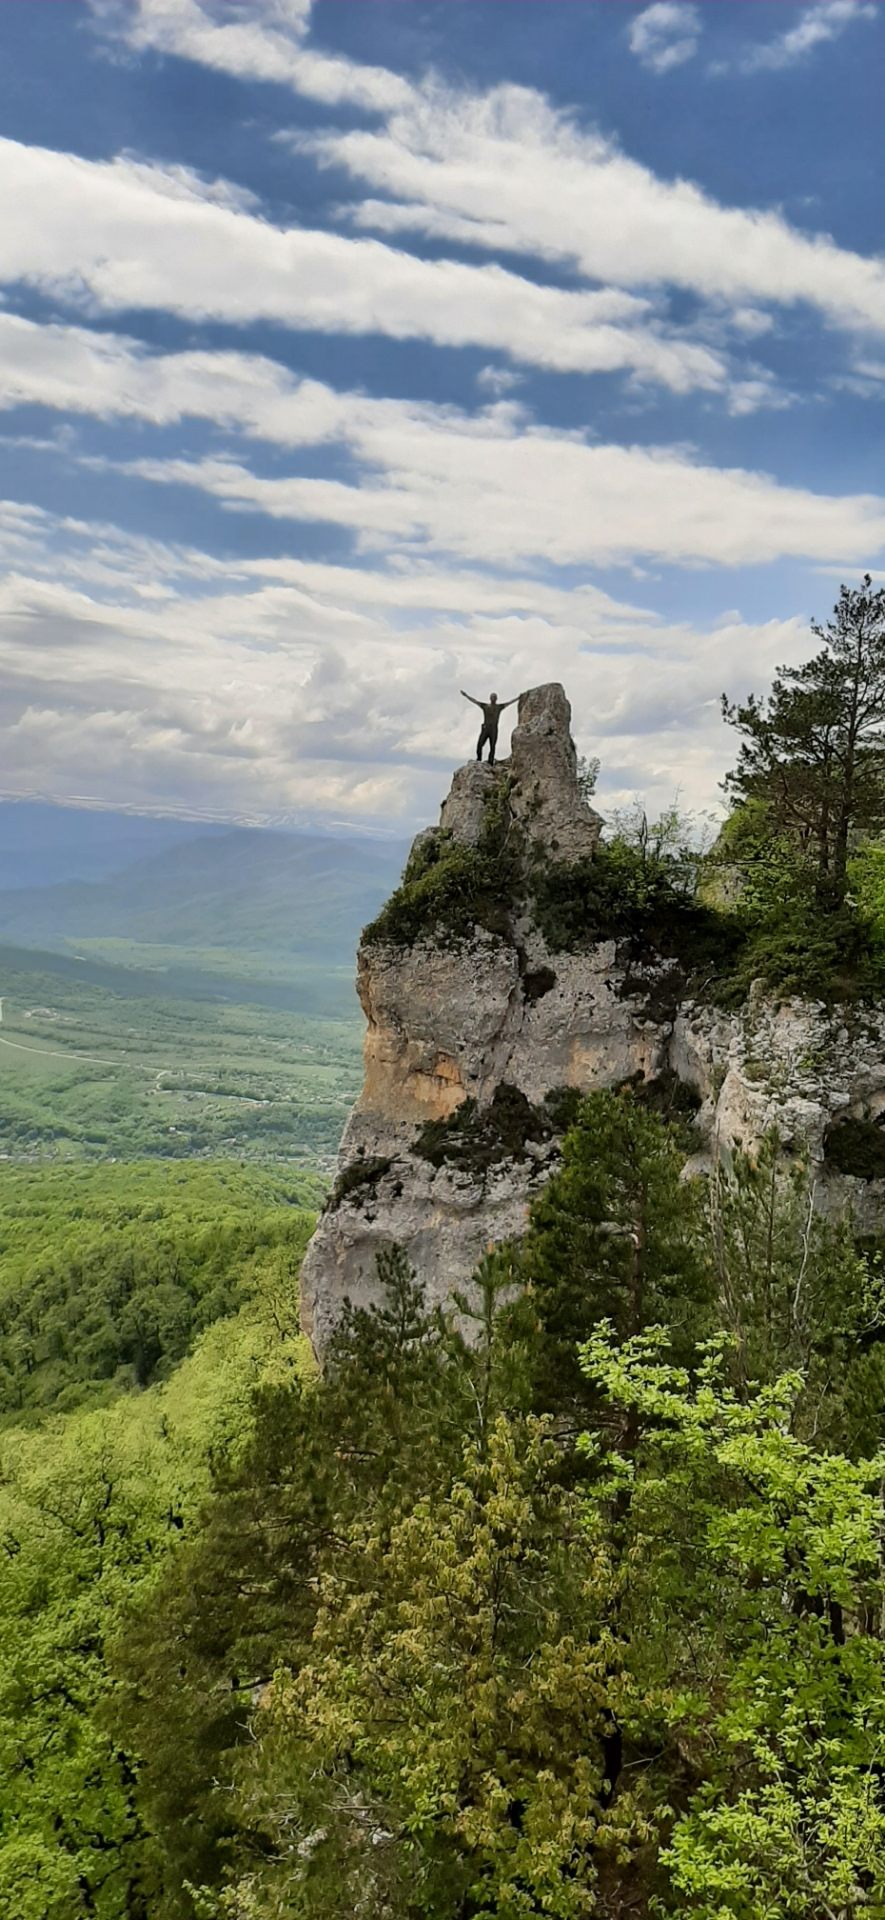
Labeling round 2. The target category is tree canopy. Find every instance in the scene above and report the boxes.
[723,575,885,903]
[64,1093,885,1920]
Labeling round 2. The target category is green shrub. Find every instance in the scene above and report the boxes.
[702,804,885,1004]
[848,841,885,961]
[413,1083,560,1175]
[325,1152,393,1211]
[530,839,737,978]
[366,775,885,1007]
[363,779,522,948]
[728,904,866,1001]
[620,1066,703,1152]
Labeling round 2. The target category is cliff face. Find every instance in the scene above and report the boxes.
[300,683,885,1357]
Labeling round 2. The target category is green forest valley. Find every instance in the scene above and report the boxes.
[0,820,406,1170]
[11,580,885,1920]
[8,1101,885,1920]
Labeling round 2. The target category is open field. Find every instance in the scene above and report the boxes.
[0,808,393,1168]
[41,938,362,1014]
[0,947,363,1169]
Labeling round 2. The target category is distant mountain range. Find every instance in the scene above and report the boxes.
[0,804,410,983]
[0,802,230,890]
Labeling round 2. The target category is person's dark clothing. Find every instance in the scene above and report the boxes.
[461,691,515,765]
[477,706,501,763]
[476,703,502,763]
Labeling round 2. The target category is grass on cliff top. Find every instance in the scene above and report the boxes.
[363,777,521,948]
[363,792,735,985]
[362,792,885,1007]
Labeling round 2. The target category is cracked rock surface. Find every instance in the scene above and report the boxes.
[300,684,885,1358]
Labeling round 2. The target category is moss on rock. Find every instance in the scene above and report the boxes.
[362,778,522,949]
[413,1083,562,1176]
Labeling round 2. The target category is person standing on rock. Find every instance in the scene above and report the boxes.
[461,689,518,766]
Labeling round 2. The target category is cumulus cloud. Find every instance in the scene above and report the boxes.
[629,3,701,74]
[0,500,818,826]
[739,1,876,73]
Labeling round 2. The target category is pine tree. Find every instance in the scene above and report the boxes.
[523,1088,712,1422]
[723,575,885,903]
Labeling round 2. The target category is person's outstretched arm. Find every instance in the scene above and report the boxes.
[461,690,482,708]
[500,696,519,710]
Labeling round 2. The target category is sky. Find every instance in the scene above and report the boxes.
[1,0,884,836]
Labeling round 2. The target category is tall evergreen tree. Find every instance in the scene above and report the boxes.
[523,1089,712,1422]
[722,575,885,901]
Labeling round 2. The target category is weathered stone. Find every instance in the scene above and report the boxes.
[299,682,885,1360]
[300,1150,552,1359]
[508,683,602,862]
[436,682,601,865]
[298,919,684,1355]
[438,762,499,846]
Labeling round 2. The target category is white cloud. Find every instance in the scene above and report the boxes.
[629,3,701,74]
[0,308,718,447]
[1,0,876,830]
[739,1,876,73]
[97,0,410,111]
[104,0,885,339]
[0,311,346,439]
[476,365,524,397]
[0,498,820,826]
[728,308,775,339]
[0,313,879,570]
[0,140,732,389]
[105,427,885,572]
[314,88,885,337]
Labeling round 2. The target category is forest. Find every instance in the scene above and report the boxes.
[7,1102,885,1920]
[6,579,885,1919]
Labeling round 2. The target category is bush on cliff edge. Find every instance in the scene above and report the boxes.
[363,776,521,947]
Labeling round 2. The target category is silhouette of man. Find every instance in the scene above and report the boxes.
[461,690,517,766]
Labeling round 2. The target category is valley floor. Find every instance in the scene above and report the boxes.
[0,946,363,1169]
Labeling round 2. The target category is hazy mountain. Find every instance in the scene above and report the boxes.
[0,811,410,972]
[0,802,226,890]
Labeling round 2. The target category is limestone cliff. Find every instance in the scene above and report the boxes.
[300,683,885,1356]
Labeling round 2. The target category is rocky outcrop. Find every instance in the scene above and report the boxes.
[673,992,885,1229]
[299,930,680,1356]
[300,683,885,1357]
[439,683,601,862]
